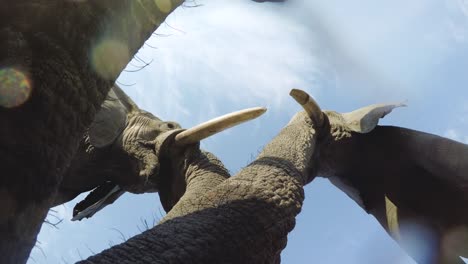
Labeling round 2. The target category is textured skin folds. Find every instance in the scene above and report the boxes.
[315,109,468,264]
[0,1,183,263]
[78,111,318,263]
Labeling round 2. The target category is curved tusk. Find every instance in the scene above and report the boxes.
[175,107,267,146]
[289,89,324,127]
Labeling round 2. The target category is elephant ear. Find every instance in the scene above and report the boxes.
[109,84,140,112]
[342,102,406,133]
[89,85,139,148]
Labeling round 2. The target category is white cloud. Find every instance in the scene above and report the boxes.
[445,0,468,43]
[444,128,459,140]
[458,0,468,17]
[281,0,468,105]
[459,102,468,124]
[444,128,468,143]
[118,0,327,126]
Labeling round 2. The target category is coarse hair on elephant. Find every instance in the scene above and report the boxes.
[289,89,468,264]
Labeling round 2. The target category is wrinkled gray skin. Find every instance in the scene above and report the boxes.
[0,1,183,263]
[53,85,180,219]
[79,107,318,264]
[312,105,468,264]
[74,99,467,264]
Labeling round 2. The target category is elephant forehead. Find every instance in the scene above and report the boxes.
[138,110,162,121]
[323,111,353,141]
[324,110,353,128]
[124,114,173,142]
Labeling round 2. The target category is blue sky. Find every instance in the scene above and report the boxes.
[29,0,468,263]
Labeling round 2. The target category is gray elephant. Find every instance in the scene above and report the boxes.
[52,84,266,221]
[289,89,468,264]
[51,84,180,219]
[1,1,188,262]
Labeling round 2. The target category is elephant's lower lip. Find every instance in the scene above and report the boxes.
[72,182,122,221]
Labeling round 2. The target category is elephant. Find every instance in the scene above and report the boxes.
[53,84,266,221]
[0,1,184,262]
[51,84,181,219]
[289,89,468,264]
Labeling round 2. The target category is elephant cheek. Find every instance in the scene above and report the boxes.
[118,155,160,194]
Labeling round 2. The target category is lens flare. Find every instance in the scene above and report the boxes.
[91,39,130,79]
[0,68,32,108]
[155,0,172,13]
[399,221,438,263]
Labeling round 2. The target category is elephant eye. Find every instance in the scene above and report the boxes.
[160,122,179,130]
[130,116,179,142]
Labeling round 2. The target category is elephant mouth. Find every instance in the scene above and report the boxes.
[72,182,123,221]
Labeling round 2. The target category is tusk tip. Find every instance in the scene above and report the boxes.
[289,89,310,105]
[289,88,324,127]
[174,106,267,146]
[250,106,267,116]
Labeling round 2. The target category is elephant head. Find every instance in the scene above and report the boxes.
[290,89,468,264]
[53,85,267,220]
[52,84,180,218]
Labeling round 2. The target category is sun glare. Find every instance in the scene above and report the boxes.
[91,39,130,79]
[0,68,32,108]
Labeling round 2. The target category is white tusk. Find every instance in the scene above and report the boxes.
[175,107,267,146]
[289,89,324,127]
